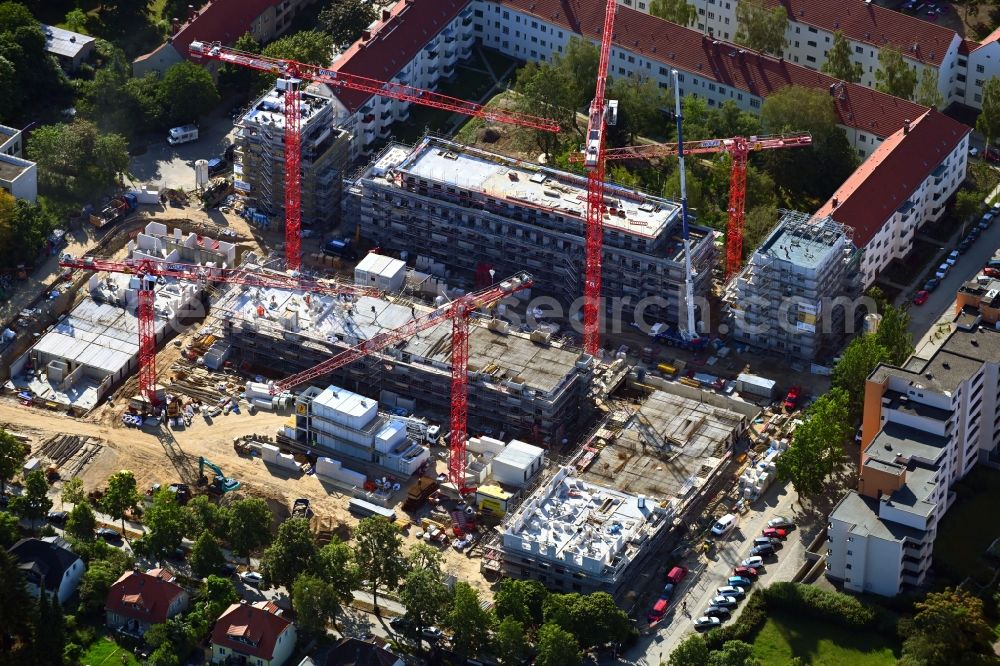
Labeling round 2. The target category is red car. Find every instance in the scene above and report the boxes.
[984,267,1000,278]
[783,386,800,411]
[762,527,788,539]
[733,565,760,579]
[913,290,929,306]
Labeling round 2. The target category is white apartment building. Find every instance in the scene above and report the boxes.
[816,109,970,288]
[327,0,476,159]
[673,0,1000,110]
[0,123,36,203]
[827,312,1000,596]
[473,0,929,158]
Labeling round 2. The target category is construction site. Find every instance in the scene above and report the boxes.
[0,5,838,614]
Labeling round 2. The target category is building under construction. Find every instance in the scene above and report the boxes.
[213,285,593,446]
[235,83,351,230]
[351,137,717,327]
[726,211,862,361]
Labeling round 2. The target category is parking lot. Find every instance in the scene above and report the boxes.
[618,479,815,665]
[128,107,238,190]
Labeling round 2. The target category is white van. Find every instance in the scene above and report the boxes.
[167,124,199,145]
[711,513,738,537]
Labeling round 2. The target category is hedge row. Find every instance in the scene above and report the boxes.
[762,582,876,628]
[703,590,768,651]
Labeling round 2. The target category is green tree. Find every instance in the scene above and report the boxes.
[832,333,890,421]
[447,582,493,658]
[399,566,451,642]
[663,164,706,214]
[566,592,632,649]
[219,32,260,92]
[513,59,577,158]
[916,68,944,109]
[955,190,983,229]
[198,575,239,620]
[144,488,191,559]
[315,537,360,627]
[291,573,340,637]
[122,72,164,131]
[319,0,377,45]
[27,121,129,202]
[406,541,444,574]
[60,477,86,509]
[0,511,18,547]
[63,8,87,34]
[669,634,710,666]
[0,549,31,656]
[157,60,221,127]
[0,195,57,270]
[261,30,333,67]
[162,0,209,20]
[899,588,996,665]
[34,589,66,665]
[190,530,226,578]
[100,470,140,536]
[494,616,528,665]
[494,578,548,629]
[821,31,863,83]
[560,37,600,109]
[226,497,272,560]
[261,517,318,589]
[0,2,71,122]
[734,0,788,56]
[976,77,1000,148]
[708,640,761,666]
[742,205,779,259]
[0,428,27,496]
[650,0,696,26]
[352,516,405,610]
[65,501,97,542]
[79,558,128,614]
[146,615,198,666]
[875,47,917,99]
[535,622,582,666]
[607,75,671,144]
[185,495,229,538]
[10,469,52,530]
[759,86,859,204]
[876,304,914,366]
[776,388,852,497]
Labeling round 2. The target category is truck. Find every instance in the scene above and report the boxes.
[167,124,199,146]
[648,322,708,351]
[402,477,438,511]
[89,193,137,229]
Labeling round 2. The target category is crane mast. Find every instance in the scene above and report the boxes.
[581,0,619,357]
[672,70,697,337]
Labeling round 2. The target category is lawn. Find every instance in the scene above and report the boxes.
[81,637,139,666]
[752,611,900,666]
[934,466,1000,585]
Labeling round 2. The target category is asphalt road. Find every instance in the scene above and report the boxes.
[613,479,810,665]
[906,210,1000,339]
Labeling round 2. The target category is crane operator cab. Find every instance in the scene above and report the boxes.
[584,100,618,168]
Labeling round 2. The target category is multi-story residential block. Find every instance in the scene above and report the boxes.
[327,0,476,159]
[235,84,351,229]
[134,0,320,76]
[353,137,717,326]
[827,311,1000,596]
[816,109,970,289]
[726,211,861,361]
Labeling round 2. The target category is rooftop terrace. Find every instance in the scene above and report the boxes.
[241,86,334,132]
[757,212,848,270]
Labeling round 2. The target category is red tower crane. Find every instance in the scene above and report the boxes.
[585,133,812,278]
[580,0,620,357]
[58,256,379,406]
[272,272,533,492]
[189,42,559,272]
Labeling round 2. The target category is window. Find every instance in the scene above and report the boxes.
[855,45,863,54]
[750,98,760,108]
[807,40,817,47]
[808,26,818,33]
[806,55,816,63]
[531,20,537,28]
[977,64,985,73]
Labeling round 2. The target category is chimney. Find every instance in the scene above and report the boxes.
[170,18,180,34]
[362,29,372,41]
[832,197,839,208]
[903,119,911,135]
[187,4,197,21]
[381,8,391,21]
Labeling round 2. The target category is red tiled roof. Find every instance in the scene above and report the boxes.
[105,569,186,625]
[959,38,979,56]
[497,0,928,136]
[764,0,959,67]
[173,0,278,59]
[979,26,1000,48]
[211,601,292,661]
[815,108,970,247]
[331,0,469,112]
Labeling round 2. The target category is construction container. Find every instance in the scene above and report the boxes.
[735,373,776,399]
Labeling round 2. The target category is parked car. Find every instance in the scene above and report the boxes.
[710,595,739,609]
[96,527,122,543]
[240,571,264,587]
[741,556,765,569]
[947,250,960,266]
[666,566,688,584]
[647,597,670,624]
[984,267,1000,278]
[913,290,929,306]
[711,513,738,536]
[694,616,722,631]
[750,543,776,557]
[390,617,412,632]
[762,527,788,539]
[47,510,68,525]
[717,585,746,599]
[733,565,760,579]
[704,605,732,620]
[753,536,782,548]
[728,575,753,588]
[958,239,972,254]
[767,516,795,529]
[923,278,940,292]
[783,386,800,411]
[421,626,444,641]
